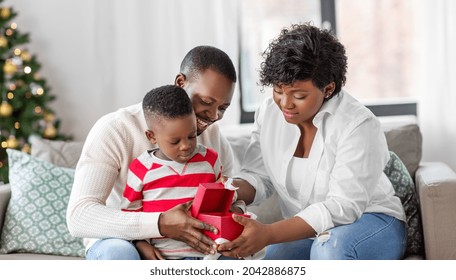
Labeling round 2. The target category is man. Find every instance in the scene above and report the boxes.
[67,46,237,260]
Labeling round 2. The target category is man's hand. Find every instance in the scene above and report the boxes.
[134,240,164,260]
[158,200,218,255]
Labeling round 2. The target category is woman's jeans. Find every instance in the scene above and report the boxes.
[263,213,406,260]
[86,213,406,260]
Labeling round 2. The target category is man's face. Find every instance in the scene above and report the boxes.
[177,69,235,135]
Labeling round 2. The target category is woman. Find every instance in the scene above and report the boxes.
[219,23,406,260]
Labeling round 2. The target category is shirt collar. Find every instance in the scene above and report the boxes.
[313,90,344,126]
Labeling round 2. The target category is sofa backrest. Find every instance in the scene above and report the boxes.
[380,115,422,178]
[225,114,422,179]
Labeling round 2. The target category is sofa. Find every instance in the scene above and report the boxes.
[0,115,455,260]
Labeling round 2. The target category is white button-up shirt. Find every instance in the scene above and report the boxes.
[237,91,405,234]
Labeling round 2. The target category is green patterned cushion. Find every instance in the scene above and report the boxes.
[0,149,84,257]
[384,151,424,257]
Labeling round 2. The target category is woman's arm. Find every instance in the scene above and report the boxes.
[232,178,256,205]
[218,215,316,258]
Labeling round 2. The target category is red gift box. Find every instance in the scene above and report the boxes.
[191,182,249,241]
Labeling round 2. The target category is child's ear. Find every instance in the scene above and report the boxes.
[145,130,157,144]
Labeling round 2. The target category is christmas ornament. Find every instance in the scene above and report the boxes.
[12,55,23,66]
[5,28,13,36]
[0,36,7,47]
[44,124,57,138]
[6,135,18,149]
[3,60,17,75]
[0,101,13,117]
[0,7,11,19]
[21,50,31,61]
[43,112,55,122]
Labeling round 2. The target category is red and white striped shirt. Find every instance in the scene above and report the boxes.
[121,144,222,259]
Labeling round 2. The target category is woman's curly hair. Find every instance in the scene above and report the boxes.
[259,23,347,97]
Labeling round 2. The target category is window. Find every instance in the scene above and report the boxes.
[239,0,417,123]
[239,0,321,123]
[336,0,418,115]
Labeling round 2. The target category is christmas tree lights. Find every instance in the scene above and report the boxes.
[0,1,70,183]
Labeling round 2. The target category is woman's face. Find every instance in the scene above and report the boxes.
[177,69,235,135]
[273,80,332,126]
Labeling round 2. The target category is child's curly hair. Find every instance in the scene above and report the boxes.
[143,85,193,122]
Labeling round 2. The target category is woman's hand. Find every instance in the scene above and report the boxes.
[158,200,218,255]
[134,240,164,260]
[217,214,271,259]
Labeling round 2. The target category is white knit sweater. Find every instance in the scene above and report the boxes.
[66,102,234,251]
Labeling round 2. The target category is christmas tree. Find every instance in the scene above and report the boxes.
[0,1,70,183]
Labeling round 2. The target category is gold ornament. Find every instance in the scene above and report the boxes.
[21,50,31,61]
[0,36,7,48]
[43,112,55,122]
[6,135,18,149]
[0,101,13,117]
[22,143,31,154]
[3,60,17,75]
[0,7,11,19]
[44,124,57,138]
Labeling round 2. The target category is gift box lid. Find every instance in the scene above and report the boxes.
[191,182,234,217]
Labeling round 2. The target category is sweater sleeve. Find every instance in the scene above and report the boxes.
[198,123,234,178]
[66,114,162,240]
[121,162,145,212]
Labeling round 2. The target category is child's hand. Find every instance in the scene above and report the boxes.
[134,240,164,260]
[216,175,229,184]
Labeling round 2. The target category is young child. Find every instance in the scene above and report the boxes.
[121,85,241,260]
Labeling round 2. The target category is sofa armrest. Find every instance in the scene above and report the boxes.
[0,183,11,234]
[415,162,456,259]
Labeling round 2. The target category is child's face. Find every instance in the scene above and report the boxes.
[146,113,197,164]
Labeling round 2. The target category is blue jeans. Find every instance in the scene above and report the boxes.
[86,238,141,260]
[85,238,235,260]
[263,213,406,260]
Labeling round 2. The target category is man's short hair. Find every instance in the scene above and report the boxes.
[180,45,237,83]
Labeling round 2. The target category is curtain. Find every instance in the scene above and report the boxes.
[5,0,240,140]
[416,0,456,170]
